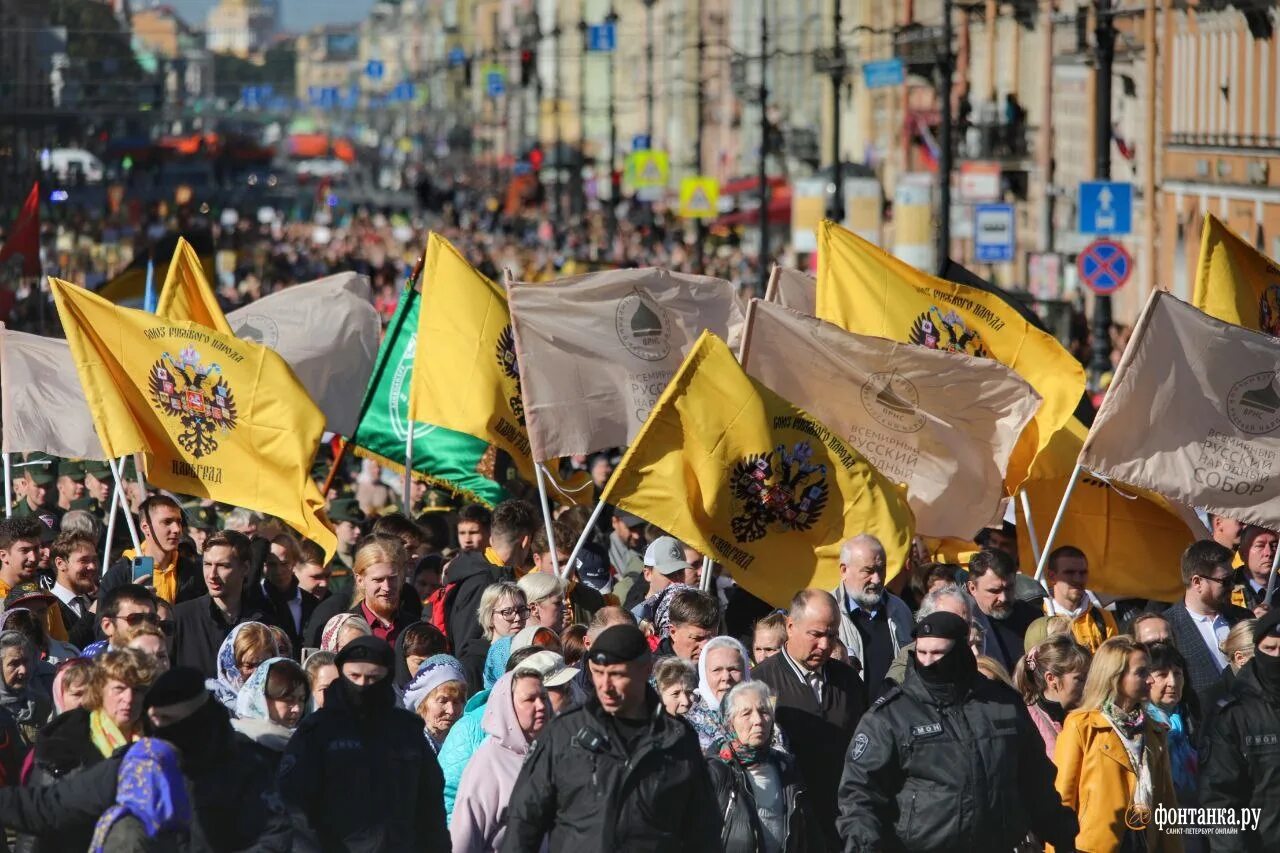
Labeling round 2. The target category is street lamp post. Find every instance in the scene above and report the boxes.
[1089,0,1116,388]
[828,1,845,222]
[757,0,769,294]
[936,0,955,273]
[644,0,657,142]
[606,5,619,233]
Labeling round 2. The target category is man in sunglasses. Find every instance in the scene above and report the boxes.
[78,584,162,658]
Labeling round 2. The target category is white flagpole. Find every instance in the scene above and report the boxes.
[1265,542,1280,606]
[563,498,607,580]
[532,463,562,577]
[133,452,148,499]
[1033,464,1086,616]
[402,423,415,512]
[700,558,717,593]
[102,474,120,570]
[2,454,10,519]
[108,456,142,552]
[1018,489,1042,567]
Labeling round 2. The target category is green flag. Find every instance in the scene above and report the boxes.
[351,287,513,507]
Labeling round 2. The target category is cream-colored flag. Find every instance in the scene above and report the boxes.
[227,272,381,436]
[507,267,740,460]
[765,267,816,315]
[0,326,107,459]
[1081,290,1280,528]
[740,300,1041,539]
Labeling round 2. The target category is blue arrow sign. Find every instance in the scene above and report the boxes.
[587,22,617,52]
[447,46,466,68]
[1077,181,1133,235]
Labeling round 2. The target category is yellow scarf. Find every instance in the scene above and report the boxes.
[89,708,137,758]
[121,548,178,604]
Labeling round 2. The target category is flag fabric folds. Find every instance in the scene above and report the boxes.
[48,278,336,558]
[764,267,816,315]
[507,267,740,460]
[600,331,915,608]
[350,286,512,507]
[0,326,106,460]
[227,272,381,437]
[155,237,233,335]
[740,300,1040,539]
[816,219,1084,489]
[1081,290,1280,531]
[1192,212,1280,334]
[0,182,40,277]
[1018,417,1197,604]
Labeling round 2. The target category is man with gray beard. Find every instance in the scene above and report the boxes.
[832,535,913,701]
[966,548,1041,672]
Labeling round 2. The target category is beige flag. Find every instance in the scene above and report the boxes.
[507,267,740,460]
[227,272,380,436]
[765,267,817,315]
[1081,290,1280,529]
[0,326,107,459]
[740,300,1041,538]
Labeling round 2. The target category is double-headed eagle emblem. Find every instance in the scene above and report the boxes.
[148,346,238,458]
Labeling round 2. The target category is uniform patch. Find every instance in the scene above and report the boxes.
[852,732,869,760]
[910,722,943,738]
[1245,733,1279,747]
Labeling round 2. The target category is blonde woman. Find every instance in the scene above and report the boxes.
[1054,637,1181,853]
[517,572,566,634]
[479,582,529,689]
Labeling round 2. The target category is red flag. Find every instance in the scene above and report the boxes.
[0,183,40,277]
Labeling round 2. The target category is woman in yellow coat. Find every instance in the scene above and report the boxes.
[1054,636,1182,853]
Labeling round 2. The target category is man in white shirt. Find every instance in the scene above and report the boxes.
[1232,524,1277,614]
[1164,540,1253,709]
[49,531,99,648]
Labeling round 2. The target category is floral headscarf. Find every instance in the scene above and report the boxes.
[653,583,694,639]
[88,738,191,852]
[320,613,368,653]
[234,657,293,723]
[206,622,279,712]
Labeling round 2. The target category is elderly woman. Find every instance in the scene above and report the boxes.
[686,635,752,749]
[450,665,550,851]
[207,621,282,712]
[233,657,311,771]
[0,630,50,744]
[1145,641,1200,807]
[707,681,821,853]
[479,583,529,689]
[403,654,468,753]
[320,612,373,653]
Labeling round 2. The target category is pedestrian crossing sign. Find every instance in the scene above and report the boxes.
[679,176,719,219]
[626,150,670,190]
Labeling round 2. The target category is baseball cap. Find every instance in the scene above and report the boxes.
[573,545,612,593]
[517,650,579,688]
[34,511,59,544]
[5,581,56,610]
[612,508,644,529]
[643,535,691,577]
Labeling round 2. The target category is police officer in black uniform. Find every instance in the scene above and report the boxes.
[837,612,1078,853]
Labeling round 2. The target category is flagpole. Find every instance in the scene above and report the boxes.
[700,558,717,593]
[1033,464,1085,616]
[102,473,120,569]
[563,498,608,581]
[762,264,780,304]
[402,422,415,512]
[1018,489,1042,566]
[2,454,9,519]
[133,452,148,500]
[107,456,142,552]
[533,463,562,578]
[737,296,759,364]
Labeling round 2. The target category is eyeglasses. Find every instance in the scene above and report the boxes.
[1195,574,1233,587]
[496,605,530,620]
[111,612,158,628]
[158,620,175,637]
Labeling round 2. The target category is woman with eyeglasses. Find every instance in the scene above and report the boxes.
[479,583,528,690]
[205,621,282,713]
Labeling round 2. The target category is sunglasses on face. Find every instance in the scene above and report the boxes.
[112,612,158,628]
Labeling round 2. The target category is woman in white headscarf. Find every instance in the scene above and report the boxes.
[685,635,753,751]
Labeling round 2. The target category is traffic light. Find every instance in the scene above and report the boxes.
[520,49,534,87]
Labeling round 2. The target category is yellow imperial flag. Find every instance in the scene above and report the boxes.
[156,236,232,335]
[407,232,588,503]
[1193,212,1280,333]
[48,278,336,559]
[600,331,915,608]
[816,219,1084,491]
[1018,417,1197,603]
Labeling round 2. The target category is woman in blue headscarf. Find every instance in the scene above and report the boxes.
[232,657,310,771]
[88,738,192,853]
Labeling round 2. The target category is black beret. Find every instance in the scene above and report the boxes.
[1254,609,1280,646]
[144,667,208,710]
[912,611,970,643]
[588,624,650,666]
[335,635,394,671]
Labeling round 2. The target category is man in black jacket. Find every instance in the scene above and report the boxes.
[1199,609,1280,852]
[48,531,100,649]
[501,623,720,852]
[98,495,204,605]
[445,499,537,691]
[171,530,270,676]
[279,636,449,851]
[966,548,1041,674]
[248,547,319,656]
[838,612,1078,853]
[0,667,292,851]
[753,589,866,851]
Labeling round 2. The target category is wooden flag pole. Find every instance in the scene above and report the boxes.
[762,263,781,304]
[2,454,9,519]
[533,463,563,578]
[107,456,142,552]
[1033,464,1085,616]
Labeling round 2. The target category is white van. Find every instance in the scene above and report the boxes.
[44,148,105,183]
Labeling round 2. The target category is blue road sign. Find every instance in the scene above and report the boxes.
[1077,181,1133,235]
[366,59,385,81]
[863,58,905,89]
[974,203,1016,263]
[1076,238,1133,295]
[632,134,652,152]
[390,82,415,102]
[486,68,505,97]
[587,22,617,52]
[447,46,467,67]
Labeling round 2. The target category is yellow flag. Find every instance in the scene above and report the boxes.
[48,278,336,559]
[600,331,915,608]
[816,220,1084,490]
[1018,417,1198,603]
[155,237,232,335]
[407,232,588,503]
[1192,212,1280,333]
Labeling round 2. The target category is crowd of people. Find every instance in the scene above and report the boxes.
[0,442,1275,852]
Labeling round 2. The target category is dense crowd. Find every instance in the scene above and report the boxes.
[0,445,1275,852]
